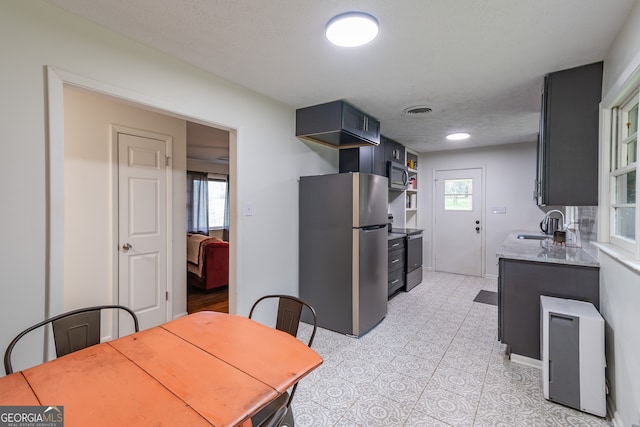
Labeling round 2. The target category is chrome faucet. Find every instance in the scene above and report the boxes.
[545,209,565,227]
[540,209,565,234]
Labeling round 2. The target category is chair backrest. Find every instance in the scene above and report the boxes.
[248,295,318,412]
[248,295,317,347]
[4,305,139,374]
[261,404,288,427]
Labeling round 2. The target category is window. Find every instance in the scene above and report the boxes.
[207,177,228,229]
[609,90,639,254]
[443,178,473,211]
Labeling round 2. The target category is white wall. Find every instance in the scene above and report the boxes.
[599,1,640,425]
[599,254,640,427]
[63,86,187,321]
[602,1,640,97]
[418,142,544,277]
[0,1,337,375]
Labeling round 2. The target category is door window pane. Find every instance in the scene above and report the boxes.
[444,179,472,211]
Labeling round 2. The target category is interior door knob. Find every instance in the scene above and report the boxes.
[122,243,132,251]
[475,220,480,224]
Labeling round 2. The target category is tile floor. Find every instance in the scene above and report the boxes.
[292,271,612,426]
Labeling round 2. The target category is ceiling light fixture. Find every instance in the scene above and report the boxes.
[446,132,471,141]
[326,12,379,47]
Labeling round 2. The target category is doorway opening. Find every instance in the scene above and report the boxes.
[47,67,237,335]
[185,121,231,314]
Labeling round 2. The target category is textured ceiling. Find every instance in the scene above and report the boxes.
[46,0,635,153]
[186,122,229,164]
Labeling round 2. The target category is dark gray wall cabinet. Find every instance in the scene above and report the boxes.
[296,100,381,149]
[498,258,599,360]
[339,135,403,177]
[339,144,386,176]
[382,135,405,166]
[536,61,603,206]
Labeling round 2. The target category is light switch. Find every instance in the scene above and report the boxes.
[244,202,253,216]
[492,206,507,214]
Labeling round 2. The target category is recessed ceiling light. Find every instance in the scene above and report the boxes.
[326,12,379,47]
[446,132,471,141]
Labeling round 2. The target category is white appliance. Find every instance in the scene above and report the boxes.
[540,296,606,417]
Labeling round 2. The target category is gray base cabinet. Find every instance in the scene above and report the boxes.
[498,258,599,360]
[388,236,405,297]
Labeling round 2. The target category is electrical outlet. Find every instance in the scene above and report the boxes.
[244,202,253,216]
[492,206,507,214]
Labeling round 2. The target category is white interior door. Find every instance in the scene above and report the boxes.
[434,168,483,276]
[118,131,169,332]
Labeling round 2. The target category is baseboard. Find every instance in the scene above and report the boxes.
[173,311,188,320]
[510,353,542,369]
[485,273,498,280]
[607,397,623,427]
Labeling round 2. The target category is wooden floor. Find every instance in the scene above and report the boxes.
[187,285,229,314]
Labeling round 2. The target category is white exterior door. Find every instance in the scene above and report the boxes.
[118,130,169,332]
[434,168,483,276]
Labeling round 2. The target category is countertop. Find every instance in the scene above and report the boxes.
[388,232,407,241]
[389,228,423,236]
[496,231,599,268]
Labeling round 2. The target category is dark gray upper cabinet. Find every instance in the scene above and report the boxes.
[536,61,603,206]
[339,145,385,176]
[382,135,405,165]
[339,135,404,177]
[338,144,386,176]
[296,100,381,149]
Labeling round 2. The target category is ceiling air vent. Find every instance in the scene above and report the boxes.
[402,106,433,117]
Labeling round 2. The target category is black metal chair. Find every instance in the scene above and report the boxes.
[4,304,139,374]
[248,295,318,427]
[262,404,288,427]
[250,393,290,427]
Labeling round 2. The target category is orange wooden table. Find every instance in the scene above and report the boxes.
[0,311,322,427]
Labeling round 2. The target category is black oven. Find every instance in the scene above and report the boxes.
[387,161,408,190]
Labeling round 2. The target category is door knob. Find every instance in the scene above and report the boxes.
[475,220,480,224]
[122,243,132,251]
[475,227,480,233]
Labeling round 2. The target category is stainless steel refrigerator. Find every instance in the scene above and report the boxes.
[299,172,388,336]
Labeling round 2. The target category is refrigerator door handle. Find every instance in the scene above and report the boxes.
[360,224,387,231]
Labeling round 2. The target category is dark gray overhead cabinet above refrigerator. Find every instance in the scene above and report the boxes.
[296,100,381,149]
[299,172,388,336]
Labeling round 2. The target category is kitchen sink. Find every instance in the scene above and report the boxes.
[517,234,551,240]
